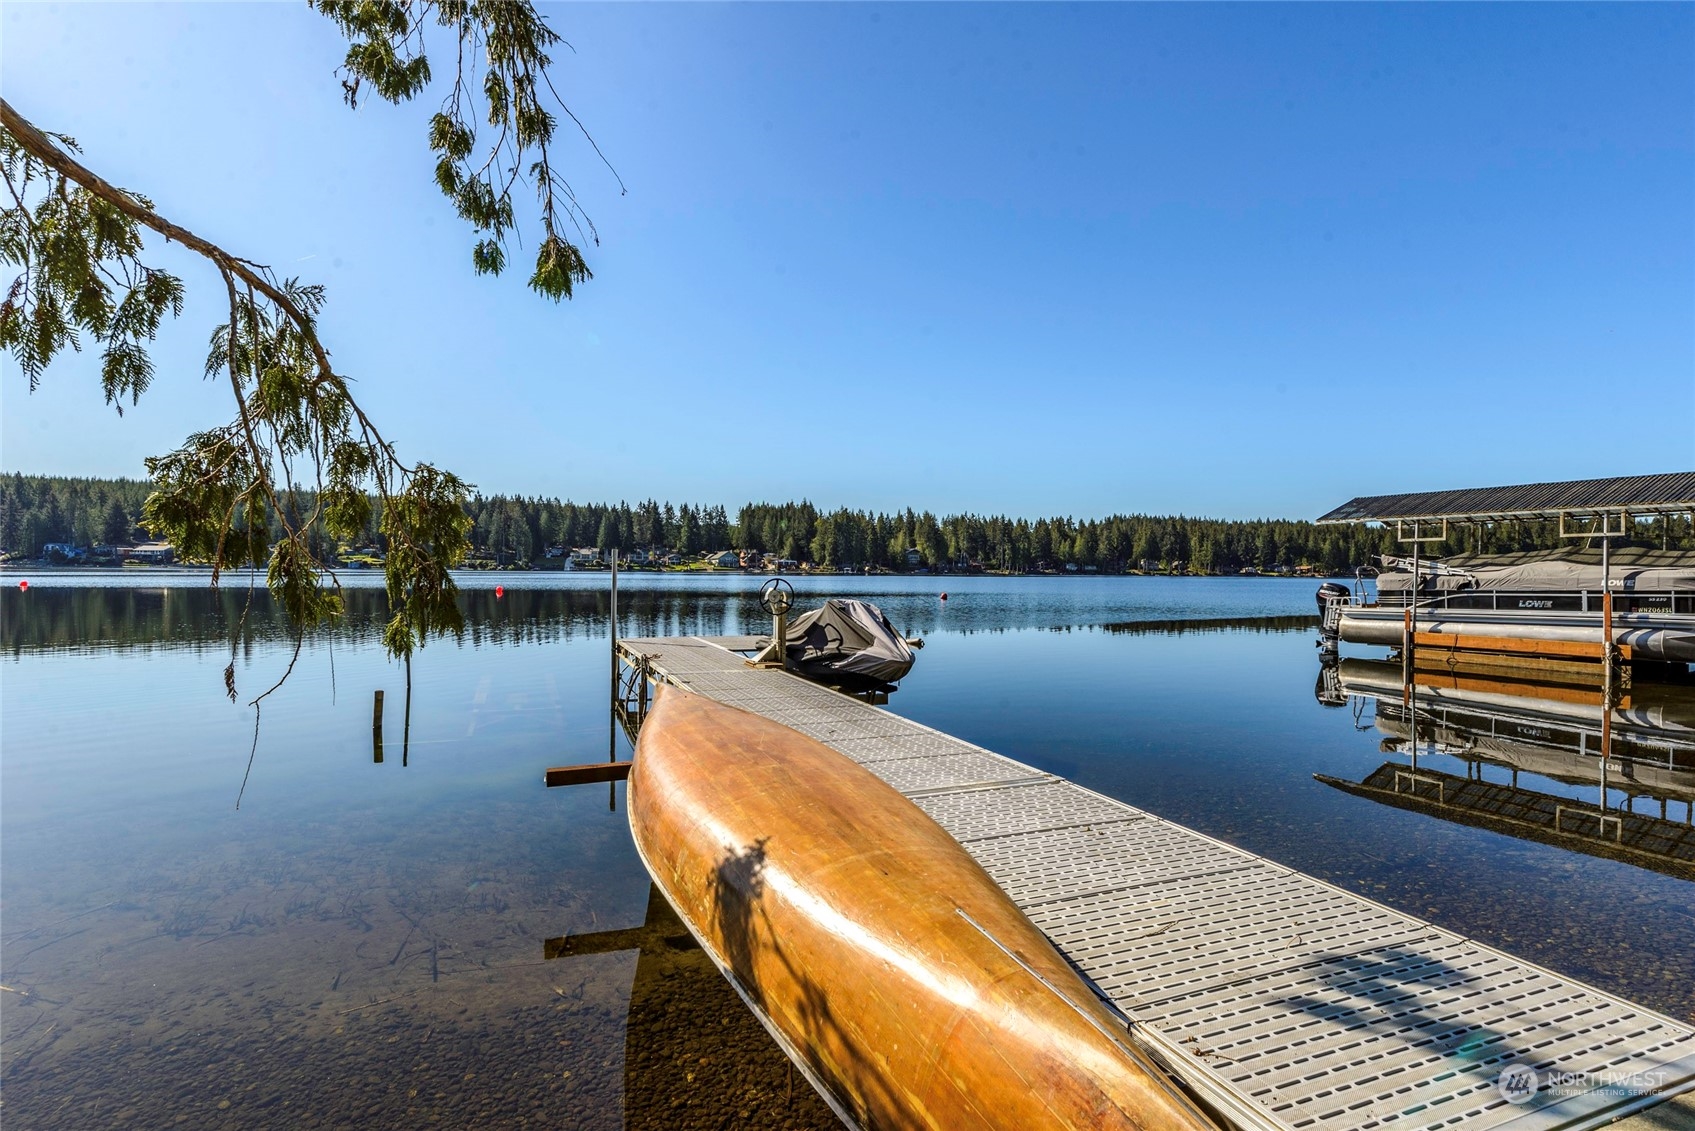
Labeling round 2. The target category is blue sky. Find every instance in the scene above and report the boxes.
[3,3,1691,521]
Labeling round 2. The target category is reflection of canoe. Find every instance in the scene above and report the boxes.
[544,883,839,1129]
[628,686,1216,1131]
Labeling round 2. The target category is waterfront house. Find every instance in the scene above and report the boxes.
[124,543,175,564]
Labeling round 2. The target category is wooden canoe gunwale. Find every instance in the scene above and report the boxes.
[626,684,1220,1131]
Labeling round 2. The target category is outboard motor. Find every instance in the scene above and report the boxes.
[1316,581,1351,646]
[1313,654,1346,707]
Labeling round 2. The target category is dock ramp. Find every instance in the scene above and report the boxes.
[616,635,1695,1131]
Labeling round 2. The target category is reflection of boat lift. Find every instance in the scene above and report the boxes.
[1317,759,1695,881]
[1316,656,1695,880]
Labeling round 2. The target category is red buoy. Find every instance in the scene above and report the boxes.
[495,585,505,599]
[940,592,948,601]
[17,579,28,591]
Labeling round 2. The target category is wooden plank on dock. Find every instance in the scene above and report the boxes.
[616,635,1695,1131]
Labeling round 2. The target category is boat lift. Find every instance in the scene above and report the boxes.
[1317,472,1695,707]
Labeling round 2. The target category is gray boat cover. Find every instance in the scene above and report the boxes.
[1377,547,1695,595]
[783,598,916,684]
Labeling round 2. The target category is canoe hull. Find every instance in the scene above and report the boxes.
[628,685,1215,1131]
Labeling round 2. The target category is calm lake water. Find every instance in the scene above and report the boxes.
[3,571,1691,1129]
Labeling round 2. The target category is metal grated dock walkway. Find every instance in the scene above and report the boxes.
[615,635,1695,1131]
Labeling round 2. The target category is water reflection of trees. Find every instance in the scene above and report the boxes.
[1,588,762,655]
[1,588,1320,656]
[1099,614,1317,636]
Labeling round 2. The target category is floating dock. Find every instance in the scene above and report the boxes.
[610,634,1695,1131]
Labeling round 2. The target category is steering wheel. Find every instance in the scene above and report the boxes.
[759,577,795,615]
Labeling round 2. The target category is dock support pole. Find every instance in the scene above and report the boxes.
[1408,522,1419,670]
[372,689,384,763]
[610,548,619,714]
[1402,523,1419,697]
[610,549,621,812]
[1600,533,1613,782]
[402,658,411,767]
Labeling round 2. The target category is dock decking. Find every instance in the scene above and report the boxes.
[614,635,1695,1131]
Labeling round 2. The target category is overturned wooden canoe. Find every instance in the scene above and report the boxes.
[628,685,1218,1131]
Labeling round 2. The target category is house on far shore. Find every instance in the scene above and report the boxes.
[903,548,924,569]
[624,548,648,566]
[125,543,175,565]
[569,548,602,568]
[42,542,86,562]
[707,550,740,569]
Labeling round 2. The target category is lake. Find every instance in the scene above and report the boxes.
[3,571,1691,1129]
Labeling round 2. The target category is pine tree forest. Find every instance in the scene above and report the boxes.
[4,473,1690,575]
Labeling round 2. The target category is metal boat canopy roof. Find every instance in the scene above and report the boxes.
[1317,471,1695,525]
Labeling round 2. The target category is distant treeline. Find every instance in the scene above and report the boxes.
[4,474,1691,574]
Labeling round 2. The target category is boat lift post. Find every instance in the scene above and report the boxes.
[611,549,620,809]
[1396,518,1448,701]
[610,548,619,714]
[1560,510,1629,790]
[1603,533,1611,802]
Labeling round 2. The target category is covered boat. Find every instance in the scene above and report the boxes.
[627,685,1217,1131]
[780,598,916,687]
[1373,547,1695,609]
[1322,548,1695,663]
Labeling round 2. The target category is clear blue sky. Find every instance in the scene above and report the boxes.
[3,2,1691,521]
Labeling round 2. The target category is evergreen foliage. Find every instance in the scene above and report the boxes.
[9,474,1690,575]
[0,2,615,696]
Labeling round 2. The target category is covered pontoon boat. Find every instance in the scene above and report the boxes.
[1334,547,1695,662]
